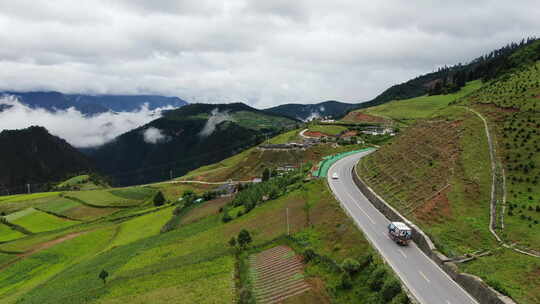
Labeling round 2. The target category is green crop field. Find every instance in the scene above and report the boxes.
[5,208,79,233]
[0,158,404,304]
[107,207,173,248]
[109,187,157,201]
[0,224,25,242]
[0,194,70,216]
[34,197,81,215]
[67,189,150,207]
[0,227,117,303]
[0,192,61,204]
[267,128,302,144]
[307,124,348,135]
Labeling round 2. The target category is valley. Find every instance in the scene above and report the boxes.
[0,34,539,304]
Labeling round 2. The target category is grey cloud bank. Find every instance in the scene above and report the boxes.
[0,96,166,147]
[0,0,539,108]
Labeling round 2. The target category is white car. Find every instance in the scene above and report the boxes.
[332,172,339,180]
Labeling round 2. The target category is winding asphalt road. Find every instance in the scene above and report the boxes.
[327,151,478,304]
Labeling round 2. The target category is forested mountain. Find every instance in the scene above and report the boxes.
[0,91,188,115]
[88,103,298,186]
[0,126,93,194]
[265,100,357,120]
[354,37,540,111]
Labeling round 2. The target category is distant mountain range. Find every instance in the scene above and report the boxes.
[0,126,93,193]
[87,102,299,186]
[265,100,358,121]
[0,91,188,115]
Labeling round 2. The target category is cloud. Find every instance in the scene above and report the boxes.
[0,1,539,107]
[0,96,166,147]
[198,108,232,137]
[142,127,168,144]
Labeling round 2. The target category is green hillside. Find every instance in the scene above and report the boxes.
[458,58,540,253]
[357,55,540,303]
[360,80,482,123]
[0,131,405,303]
[0,126,93,193]
[89,103,299,186]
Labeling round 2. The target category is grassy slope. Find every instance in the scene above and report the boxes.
[360,80,482,123]
[307,124,348,136]
[0,224,25,242]
[358,73,540,303]
[460,61,540,251]
[107,207,174,248]
[66,188,155,207]
[182,129,367,183]
[0,161,399,304]
[0,127,399,303]
[57,175,93,189]
[5,208,78,233]
[359,106,496,256]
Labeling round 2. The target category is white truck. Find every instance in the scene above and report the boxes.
[387,222,412,246]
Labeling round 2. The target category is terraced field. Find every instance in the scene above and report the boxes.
[5,208,79,233]
[66,187,156,207]
[249,246,310,303]
[0,224,25,242]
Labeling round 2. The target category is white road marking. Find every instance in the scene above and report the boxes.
[343,191,376,224]
[419,271,430,283]
[327,154,478,304]
[398,248,407,258]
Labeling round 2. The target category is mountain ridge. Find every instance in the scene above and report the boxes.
[0,91,188,115]
[0,126,94,194]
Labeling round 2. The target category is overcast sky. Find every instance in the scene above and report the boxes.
[0,1,539,108]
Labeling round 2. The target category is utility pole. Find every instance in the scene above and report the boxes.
[27,183,31,194]
[286,207,290,235]
[170,169,173,180]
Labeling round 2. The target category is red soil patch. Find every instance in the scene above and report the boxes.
[0,231,85,271]
[415,186,452,224]
[21,232,84,257]
[343,111,388,123]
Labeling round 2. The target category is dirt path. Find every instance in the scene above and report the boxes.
[468,107,540,258]
[0,231,85,271]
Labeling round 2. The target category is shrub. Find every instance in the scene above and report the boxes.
[359,254,373,270]
[486,279,510,296]
[222,212,232,223]
[390,292,411,304]
[228,237,237,248]
[302,248,317,262]
[153,191,166,206]
[381,278,402,302]
[238,229,252,249]
[368,267,387,291]
[340,272,353,290]
[341,258,361,275]
[239,287,255,304]
[99,269,109,284]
